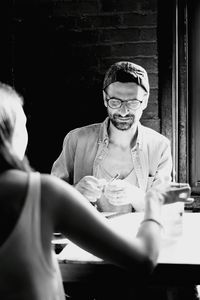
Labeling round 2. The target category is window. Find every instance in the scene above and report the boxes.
[159,0,200,204]
[188,0,200,195]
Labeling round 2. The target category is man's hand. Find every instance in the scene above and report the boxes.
[75,176,106,203]
[104,179,145,211]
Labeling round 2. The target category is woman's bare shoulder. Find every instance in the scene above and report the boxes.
[40,173,75,199]
[0,170,74,198]
[40,173,81,224]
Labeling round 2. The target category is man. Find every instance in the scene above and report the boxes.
[51,61,172,212]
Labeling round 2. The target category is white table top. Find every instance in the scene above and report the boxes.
[57,209,200,265]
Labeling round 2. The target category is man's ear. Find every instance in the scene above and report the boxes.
[142,93,149,110]
[103,90,108,107]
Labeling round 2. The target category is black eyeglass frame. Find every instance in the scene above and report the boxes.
[103,89,143,110]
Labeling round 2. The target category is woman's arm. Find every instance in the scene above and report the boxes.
[41,175,189,274]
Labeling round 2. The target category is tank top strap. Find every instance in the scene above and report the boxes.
[26,172,42,250]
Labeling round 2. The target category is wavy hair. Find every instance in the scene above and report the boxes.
[0,82,32,173]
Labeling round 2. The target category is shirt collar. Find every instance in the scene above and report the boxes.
[98,117,109,145]
[137,122,143,149]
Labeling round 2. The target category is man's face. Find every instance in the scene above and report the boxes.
[103,82,148,131]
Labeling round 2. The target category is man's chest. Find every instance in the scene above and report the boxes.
[101,146,134,179]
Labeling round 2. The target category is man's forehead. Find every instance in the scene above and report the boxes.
[107,82,146,95]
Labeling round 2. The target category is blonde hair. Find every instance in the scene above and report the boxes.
[0,82,31,172]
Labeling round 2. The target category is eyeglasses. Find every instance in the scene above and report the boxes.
[104,90,143,110]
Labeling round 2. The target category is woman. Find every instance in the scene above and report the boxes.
[0,82,190,299]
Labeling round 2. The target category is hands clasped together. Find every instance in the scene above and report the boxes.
[75,175,144,206]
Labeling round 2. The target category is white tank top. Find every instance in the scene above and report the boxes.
[0,172,65,300]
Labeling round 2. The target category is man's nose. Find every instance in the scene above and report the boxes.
[119,102,129,116]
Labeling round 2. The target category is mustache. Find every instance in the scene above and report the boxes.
[113,114,134,118]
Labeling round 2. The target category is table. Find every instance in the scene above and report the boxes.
[56,210,200,287]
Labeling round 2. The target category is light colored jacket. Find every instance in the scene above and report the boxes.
[51,118,172,191]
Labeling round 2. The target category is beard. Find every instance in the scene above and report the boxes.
[109,113,135,131]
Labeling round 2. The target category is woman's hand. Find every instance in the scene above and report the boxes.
[156,182,192,205]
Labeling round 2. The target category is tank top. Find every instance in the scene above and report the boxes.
[0,172,65,300]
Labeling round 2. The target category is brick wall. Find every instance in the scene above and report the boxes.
[49,0,159,130]
[12,0,159,171]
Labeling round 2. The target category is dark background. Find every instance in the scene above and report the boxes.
[0,0,165,173]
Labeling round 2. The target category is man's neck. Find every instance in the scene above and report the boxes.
[108,121,138,148]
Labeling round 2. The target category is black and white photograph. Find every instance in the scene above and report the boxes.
[0,0,200,299]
